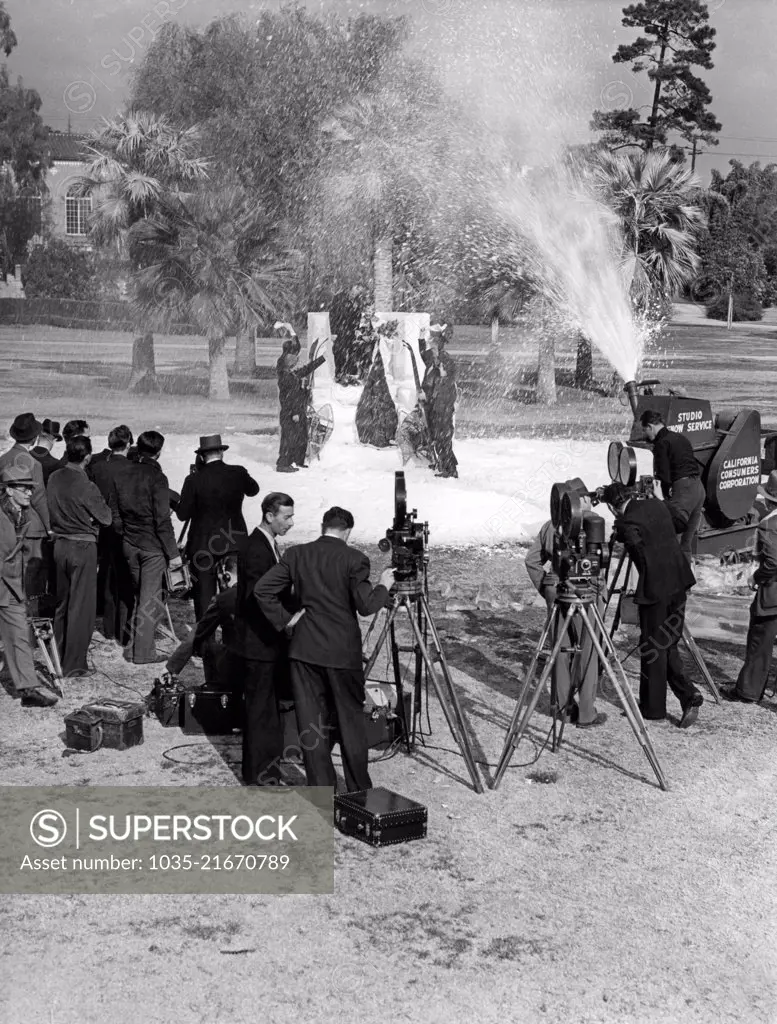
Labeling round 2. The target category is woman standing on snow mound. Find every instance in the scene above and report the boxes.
[420,323,458,479]
[275,328,326,474]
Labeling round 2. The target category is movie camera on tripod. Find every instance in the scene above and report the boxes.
[377,471,429,591]
[549,478,608,587]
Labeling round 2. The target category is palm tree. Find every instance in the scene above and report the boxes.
[131,186,298,400]
[313,63,453,311]
[593,149,703,311]
[75,110,209,389]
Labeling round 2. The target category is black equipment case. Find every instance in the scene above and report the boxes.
[334,787,427,847]
[79,699,145,750]
[180,687,236,735]
[64,708,104,752]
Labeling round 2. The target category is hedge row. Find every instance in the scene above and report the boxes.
[0,298,201,335]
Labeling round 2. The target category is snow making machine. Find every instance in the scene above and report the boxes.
[619,379,771,559]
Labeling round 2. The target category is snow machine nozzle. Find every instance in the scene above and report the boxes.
[623,379,661,417]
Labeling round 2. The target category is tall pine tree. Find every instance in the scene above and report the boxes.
[591,1,721,165]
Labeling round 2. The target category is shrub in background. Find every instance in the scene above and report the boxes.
[22,240,98,299]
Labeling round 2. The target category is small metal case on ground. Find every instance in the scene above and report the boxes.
[334,787,427,847]
[151,676,186,727]
[180,688,235,735]
[81,699,145,750]
[63,708,104,752]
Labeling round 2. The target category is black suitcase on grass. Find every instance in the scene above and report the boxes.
[334,787,427,847]
[180,687,236,735]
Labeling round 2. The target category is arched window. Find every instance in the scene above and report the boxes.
[65,186,91,236]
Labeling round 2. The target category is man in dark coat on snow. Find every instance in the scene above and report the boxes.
[275,333,326,474]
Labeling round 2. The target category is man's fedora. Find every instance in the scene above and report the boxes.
[195,434,229,454]
[757,470,777,504]
[9,412,42,443]
[40,418,62,441]
[1,464,35,488]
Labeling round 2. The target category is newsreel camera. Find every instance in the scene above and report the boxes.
[606,440,655,500]
[549,478,608,589]
[378,471,429,594]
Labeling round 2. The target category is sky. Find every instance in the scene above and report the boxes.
[6,0,777,185]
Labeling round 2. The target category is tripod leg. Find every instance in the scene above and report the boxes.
[362,601,400,679]
[163,599,178,643]
[493,602,577,789]
[408,597,483,793]
[603,547,626,619]
[584,603,669,791]
[498,605,555,754]
[681,627,721,703]
[388,616,412,753]
[361,606,385,655]
[33,622,64,697]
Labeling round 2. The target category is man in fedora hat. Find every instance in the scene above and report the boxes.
[176,434,260,620]
[0,464,57,706]
[0,413,52,616]
[722,470,777,704]
[31,419,63,486]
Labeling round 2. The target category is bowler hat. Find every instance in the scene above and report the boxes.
[758,470,777,504]
[40,418,62,442]
[1,464,35,487]
[9,412,42,443]
[195,434,229,454]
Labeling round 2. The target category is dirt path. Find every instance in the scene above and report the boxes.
[1,549,775,1024]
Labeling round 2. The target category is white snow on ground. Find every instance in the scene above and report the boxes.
[154,396,655,547]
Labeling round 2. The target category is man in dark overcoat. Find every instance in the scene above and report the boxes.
[88,425,135,644]
[275,337,326,473]
[602,483,703,727]
[0,413,52,615]
[255,506,395,792]
[109,430,182,664]
[176,434,260,621]
[235,492,297,786]
[724,470,777,703]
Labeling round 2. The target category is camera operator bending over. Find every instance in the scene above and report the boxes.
[723,471,777,704]
[176,434,259,621]
[255,506,395,793]
[109,430,182,665]
[524,520,606,728]
[601,483,703,727]
[163,555,244,718]
[641,410,705,564]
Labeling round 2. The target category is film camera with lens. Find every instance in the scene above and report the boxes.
[606,440,655,499]
[378,471,429,592]
[550,478,609,586]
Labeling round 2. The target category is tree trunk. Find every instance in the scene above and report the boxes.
[233,326,257,376]
[374,233,393,311]
[208,329,230,400]
[727,288,734,330]
[491,314,500,348]
[574,333,594,389]
[128,333,158,393]
[536,331,556,405]
[646,24,669,151]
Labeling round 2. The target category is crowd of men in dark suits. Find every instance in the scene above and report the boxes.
[0,411,395,791]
